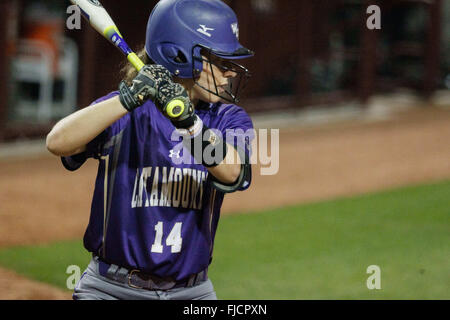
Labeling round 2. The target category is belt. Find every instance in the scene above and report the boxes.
[95,256,208,291]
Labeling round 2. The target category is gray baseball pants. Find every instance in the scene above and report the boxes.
[73,257,218,300]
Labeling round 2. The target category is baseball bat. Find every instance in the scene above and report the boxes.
[70,0,185,117]
[70,0,144,71]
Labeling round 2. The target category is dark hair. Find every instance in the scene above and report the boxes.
[120,47,153,85]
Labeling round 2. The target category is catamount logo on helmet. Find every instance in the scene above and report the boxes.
[231,23,239,40]
[88,0,102,7]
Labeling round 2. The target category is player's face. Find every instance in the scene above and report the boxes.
[191,55,238,104]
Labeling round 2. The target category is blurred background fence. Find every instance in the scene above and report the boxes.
[0,0,448,141]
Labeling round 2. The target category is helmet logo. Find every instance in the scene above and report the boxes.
[231,23,239,40]
[197,25,215,37]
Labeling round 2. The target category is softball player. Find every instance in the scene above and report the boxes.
[47,0,254,300]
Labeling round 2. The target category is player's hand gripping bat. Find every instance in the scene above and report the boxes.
[70,0,186,118]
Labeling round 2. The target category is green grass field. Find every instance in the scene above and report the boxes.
[0,180,449,299]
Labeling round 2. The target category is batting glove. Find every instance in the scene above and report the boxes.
[155,79,196,129]
[118,64,172,112]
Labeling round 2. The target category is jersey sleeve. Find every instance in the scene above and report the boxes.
[215,105,255,191]
[61,92,121,171]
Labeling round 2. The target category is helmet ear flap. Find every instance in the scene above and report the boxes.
[174,51,187,63]
[161,45,179,60]
[157,44,191,74]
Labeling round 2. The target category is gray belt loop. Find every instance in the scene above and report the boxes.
[198,270,204,283]
[106,264,119,280]
[116,267,130,281]
[187,274,196,287]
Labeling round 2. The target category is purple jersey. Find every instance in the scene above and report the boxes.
[62,92,254,281]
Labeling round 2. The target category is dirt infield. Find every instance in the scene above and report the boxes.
[1,104,450,299]
[0,267,72,300]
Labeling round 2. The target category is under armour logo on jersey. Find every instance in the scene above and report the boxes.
[231,23,239,39]
[197,25,214,37]
[169,149,181,159]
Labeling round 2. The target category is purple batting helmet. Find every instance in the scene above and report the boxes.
[145,0,254,103]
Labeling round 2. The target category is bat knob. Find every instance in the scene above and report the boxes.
[166,99,185,119]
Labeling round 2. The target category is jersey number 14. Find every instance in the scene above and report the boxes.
[151,222,183,253]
